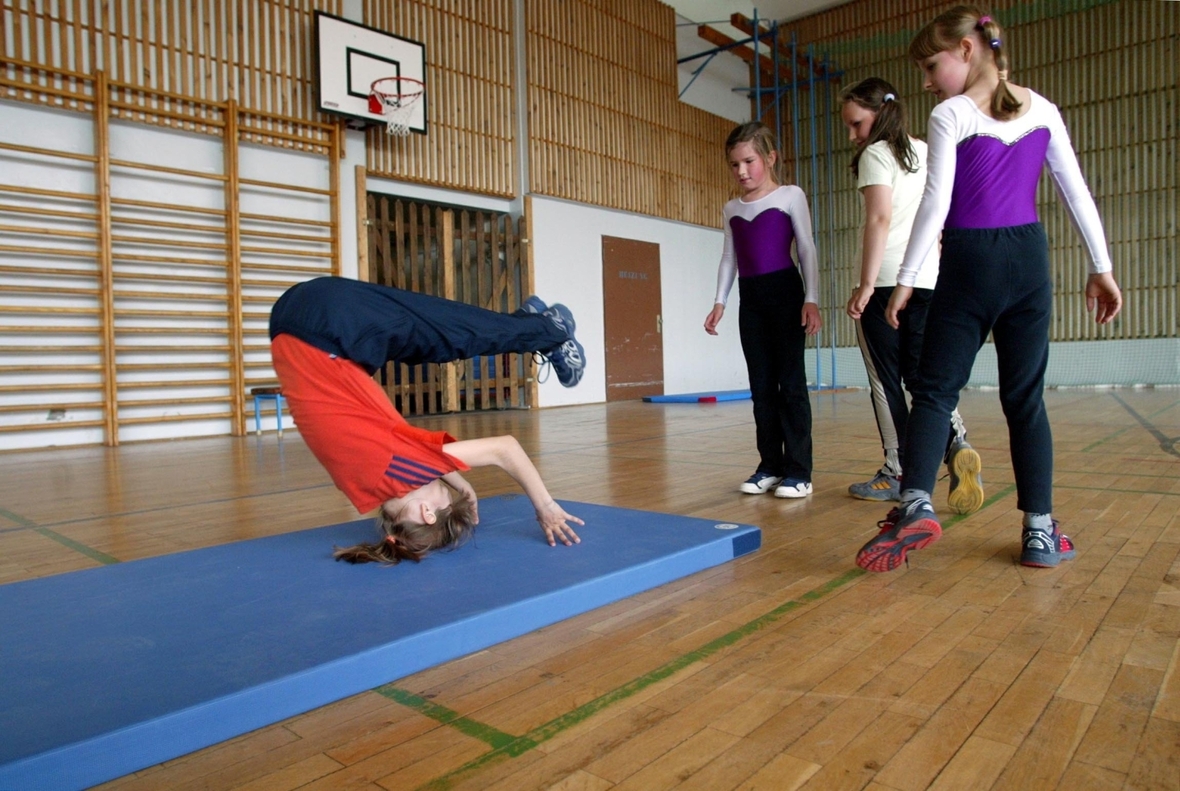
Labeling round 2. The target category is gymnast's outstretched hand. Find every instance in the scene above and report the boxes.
[441,435,583,548]
[536,500,583,547]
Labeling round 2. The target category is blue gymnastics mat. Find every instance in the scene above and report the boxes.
[643,389,751,403]
[0,496,760,791]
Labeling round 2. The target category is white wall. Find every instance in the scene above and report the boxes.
[528,196,745,407]
[674,14,751,124]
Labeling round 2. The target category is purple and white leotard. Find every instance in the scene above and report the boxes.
[714,185,819,306]
[897,90,1112,287]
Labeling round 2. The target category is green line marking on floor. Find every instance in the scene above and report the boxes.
[409,487,1021,789]
[375,685,519,750]
[0,505,37,528]
[1,505,120,565]
[33,527,120,566]
[411,568,865,791]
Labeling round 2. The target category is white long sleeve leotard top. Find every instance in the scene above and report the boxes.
[897,90,1113,287]
[713,185,820,306]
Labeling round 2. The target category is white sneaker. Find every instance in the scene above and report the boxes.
[774,479,813,499]
[739,471,782,495]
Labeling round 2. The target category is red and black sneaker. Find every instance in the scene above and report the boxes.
[1019,521,1076,567]
[856,498,942,573]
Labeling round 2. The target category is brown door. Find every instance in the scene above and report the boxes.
[602,236,663,402]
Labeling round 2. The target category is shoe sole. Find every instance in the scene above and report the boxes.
[947,447,984,515]
[848,486,900,502]
[739,484,779,495]
[553,338,586,387]
[774,487,812,499]
[1019,549,1076,568]
[855,517,942,573]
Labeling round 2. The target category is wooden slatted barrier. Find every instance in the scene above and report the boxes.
[365,194,533,416]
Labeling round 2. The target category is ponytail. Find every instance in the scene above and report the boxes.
[909,6,1022,121]
[974,14,1021,120]
[333,493,477,565]
[840,78,918,178]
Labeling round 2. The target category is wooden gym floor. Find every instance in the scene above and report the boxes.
[2,388,1178,790]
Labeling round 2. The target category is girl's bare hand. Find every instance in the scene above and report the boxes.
[846,285,874,320]
[704,304,725,335]
[1086,272,1122,325]
[536,500,583,546]
[885,285,913,329]
[801,303,822,335]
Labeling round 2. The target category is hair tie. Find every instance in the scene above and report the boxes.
[977,14,992,26]
[990,38,1001,49]
[882,92,896,102]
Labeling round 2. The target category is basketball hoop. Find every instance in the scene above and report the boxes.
[369,76,424,137]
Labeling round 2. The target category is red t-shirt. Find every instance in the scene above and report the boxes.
[270,333,469,513]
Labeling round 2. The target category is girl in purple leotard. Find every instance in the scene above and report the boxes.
[703,122,822,501]
[856,6,1123,573]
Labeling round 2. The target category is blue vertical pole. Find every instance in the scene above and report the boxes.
[752,8,761,121]
[791,32,800,188]
[823,57,837,390]
[772,22,781,155]
[808,45,821,389]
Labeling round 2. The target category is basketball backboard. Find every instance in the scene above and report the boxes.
[314,11,427,133]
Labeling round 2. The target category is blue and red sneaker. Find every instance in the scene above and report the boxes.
[1020,521,1076,567]
[856,497,942,573]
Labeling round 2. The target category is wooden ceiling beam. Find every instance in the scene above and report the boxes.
[729,13,829,79]
[694,25,795,83]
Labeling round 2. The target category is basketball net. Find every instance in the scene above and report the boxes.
[369,77,424,137]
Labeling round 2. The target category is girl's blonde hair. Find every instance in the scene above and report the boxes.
[725,122,784,185]
[909,5,1021,121]
[333,493,477,565]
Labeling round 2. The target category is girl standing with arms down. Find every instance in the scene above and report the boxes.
[856,7,1122,573]
[704,122,822,499]
[841,78,983,515]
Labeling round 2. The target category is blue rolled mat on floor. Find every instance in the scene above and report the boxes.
[0,495,760,791]
[643,389,752,403]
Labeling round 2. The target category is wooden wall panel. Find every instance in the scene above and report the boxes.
[526,0,734,228]
[0,66,339,446]
[0,0,342,152]
[780,0,1177,344]
[364,1,516,198]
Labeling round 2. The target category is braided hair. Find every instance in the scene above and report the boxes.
[909,5,1022,121]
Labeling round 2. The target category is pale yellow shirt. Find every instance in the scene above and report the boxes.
[856,138,939,290]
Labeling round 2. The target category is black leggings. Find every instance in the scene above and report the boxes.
[269,276,567,373]
[856,285,962,472]
[904,223,1053,513]
[737,268,812,481]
